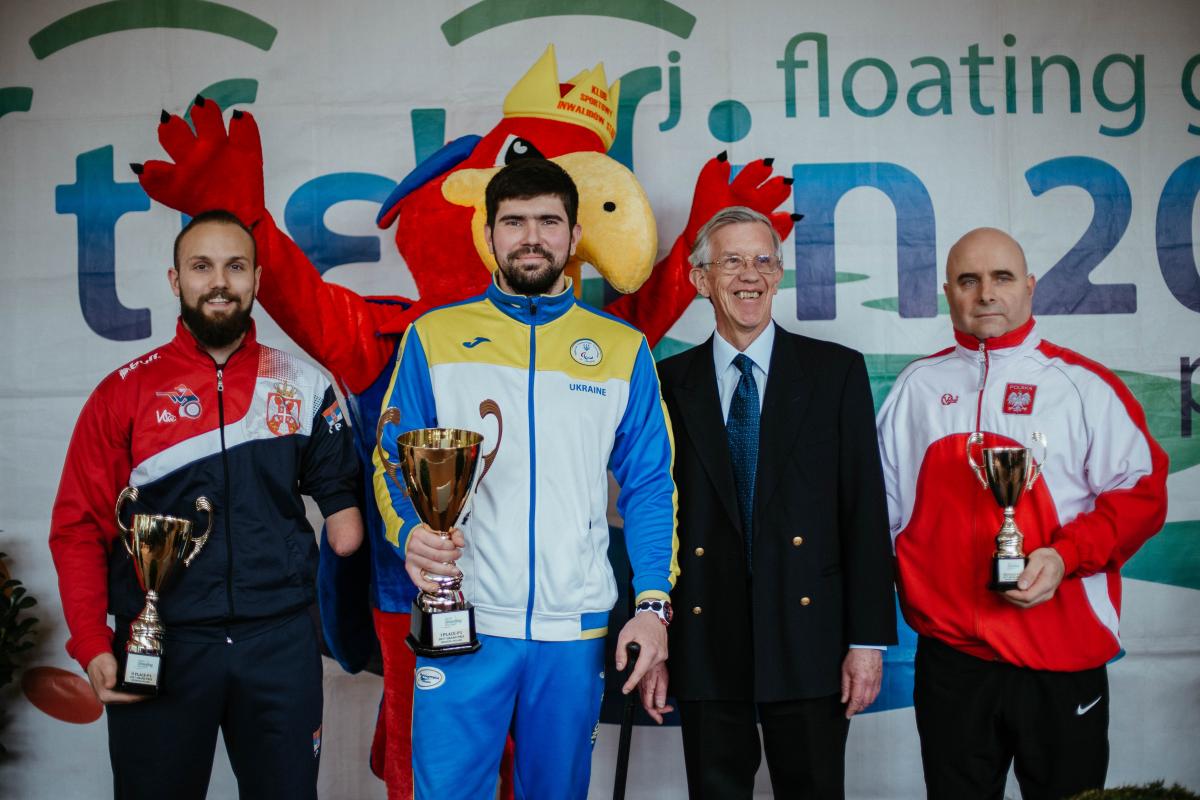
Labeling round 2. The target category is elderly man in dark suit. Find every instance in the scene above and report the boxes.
[638,206,897,798]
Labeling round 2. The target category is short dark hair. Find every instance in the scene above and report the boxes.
[173,210,256,268]
[485,159,579,229]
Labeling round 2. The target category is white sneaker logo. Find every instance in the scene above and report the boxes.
[1076,695,1102,716]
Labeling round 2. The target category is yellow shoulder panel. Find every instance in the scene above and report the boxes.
[416,300,527,370]
[536,306,644,382]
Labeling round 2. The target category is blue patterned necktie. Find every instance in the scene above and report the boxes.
[727,353,760,572]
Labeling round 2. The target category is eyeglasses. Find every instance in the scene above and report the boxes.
[703,253,782,275]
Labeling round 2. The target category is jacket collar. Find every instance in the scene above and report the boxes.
[954,316,1038,360]
[170,317,259,367]
[485,274,575,325]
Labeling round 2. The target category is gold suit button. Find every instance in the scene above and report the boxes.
[800,597,812,606]
[792,536,804,547]
[692,606,703,615]
[694,547,705,557]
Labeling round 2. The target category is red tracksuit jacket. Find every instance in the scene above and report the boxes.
[876,319,1168,671]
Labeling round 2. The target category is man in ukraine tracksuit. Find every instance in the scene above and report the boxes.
[374,159,678,799]
[876,227,1168,800]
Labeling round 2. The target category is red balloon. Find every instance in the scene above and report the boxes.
[21,666,103,724]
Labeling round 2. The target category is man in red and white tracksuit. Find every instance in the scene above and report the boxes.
[876,228,1168,800]
[50,211,363,800]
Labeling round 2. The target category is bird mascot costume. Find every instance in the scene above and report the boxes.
[135,44,793,798]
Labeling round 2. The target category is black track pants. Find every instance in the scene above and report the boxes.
[914,635,1109,800]
[106,610,323,800]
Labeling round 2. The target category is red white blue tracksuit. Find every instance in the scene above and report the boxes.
[49,320,359,799]
[876,317,1168,797]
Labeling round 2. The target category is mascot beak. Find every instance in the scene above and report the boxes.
[442,153,657,294]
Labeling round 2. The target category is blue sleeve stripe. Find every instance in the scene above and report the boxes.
[372,326,438,552]
[610,340,680,598]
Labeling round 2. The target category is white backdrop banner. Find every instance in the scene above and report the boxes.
[2,1,1198,797]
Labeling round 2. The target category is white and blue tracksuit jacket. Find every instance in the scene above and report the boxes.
[373,279,679,641]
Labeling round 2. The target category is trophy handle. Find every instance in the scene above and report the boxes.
[115,486,138,557]
[1026,432,1047,491]
[965,432,988,489]
[477,399,503,489]
[375,407,405,493]
[184,496,214,567]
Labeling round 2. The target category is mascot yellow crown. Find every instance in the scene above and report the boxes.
[503,45,621,151]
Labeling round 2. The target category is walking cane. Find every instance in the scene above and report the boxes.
[613,641,641,800]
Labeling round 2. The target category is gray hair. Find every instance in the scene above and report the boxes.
[688,206,783,268]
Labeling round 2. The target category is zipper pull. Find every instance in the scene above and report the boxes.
[217,368,224,393]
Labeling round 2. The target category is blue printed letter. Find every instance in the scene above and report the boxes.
[56,146,151,341]
[791,163,937,320]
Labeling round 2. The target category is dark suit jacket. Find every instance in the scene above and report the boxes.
[659,326,897,703]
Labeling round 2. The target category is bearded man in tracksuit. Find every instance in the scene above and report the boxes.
[50,210,363,799]
[876,227,1169,800]
[374,158,678,799]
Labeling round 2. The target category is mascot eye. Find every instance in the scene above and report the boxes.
[497,135,544,166]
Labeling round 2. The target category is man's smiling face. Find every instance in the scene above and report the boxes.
[486,194,580,296]
[170,220,260,349]
[690,220,782,348]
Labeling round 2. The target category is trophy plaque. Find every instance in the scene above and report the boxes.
[966,432,1047,591]
[376,400,502,657]
[114,486,212,694]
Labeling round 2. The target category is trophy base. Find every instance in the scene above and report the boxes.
[406,601,481,658]
[988,556,1028,592]
[116,650,162,696]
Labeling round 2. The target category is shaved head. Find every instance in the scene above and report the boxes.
[946,228,1029,282]
[943,227,1036,339]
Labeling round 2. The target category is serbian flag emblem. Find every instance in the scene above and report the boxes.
[267,386,303,436]
[322,402,344,431]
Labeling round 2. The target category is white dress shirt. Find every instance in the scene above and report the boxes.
[712,324,774,422]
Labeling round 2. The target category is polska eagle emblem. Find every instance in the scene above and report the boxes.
[1003,383,1037,415]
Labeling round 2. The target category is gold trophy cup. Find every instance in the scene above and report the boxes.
[966,432,1047,591]
[114,486,212,694]
[376,400,502,657]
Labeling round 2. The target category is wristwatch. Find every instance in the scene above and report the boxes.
[635,598,673,627]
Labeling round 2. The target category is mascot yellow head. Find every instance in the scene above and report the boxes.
[442,46,658,295]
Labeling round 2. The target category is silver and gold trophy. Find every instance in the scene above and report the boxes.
[114,486,212,694]
[966,432,1047,591]
[376,400,502,657]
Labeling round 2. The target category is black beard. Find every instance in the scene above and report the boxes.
[180,290,254,349]
[496,246,567,296]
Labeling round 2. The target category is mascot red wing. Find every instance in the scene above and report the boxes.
[136,44,793,798]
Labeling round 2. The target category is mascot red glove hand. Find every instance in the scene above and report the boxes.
[682,152,795,248]
[608,153,795,347]
[134,97,266,228]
